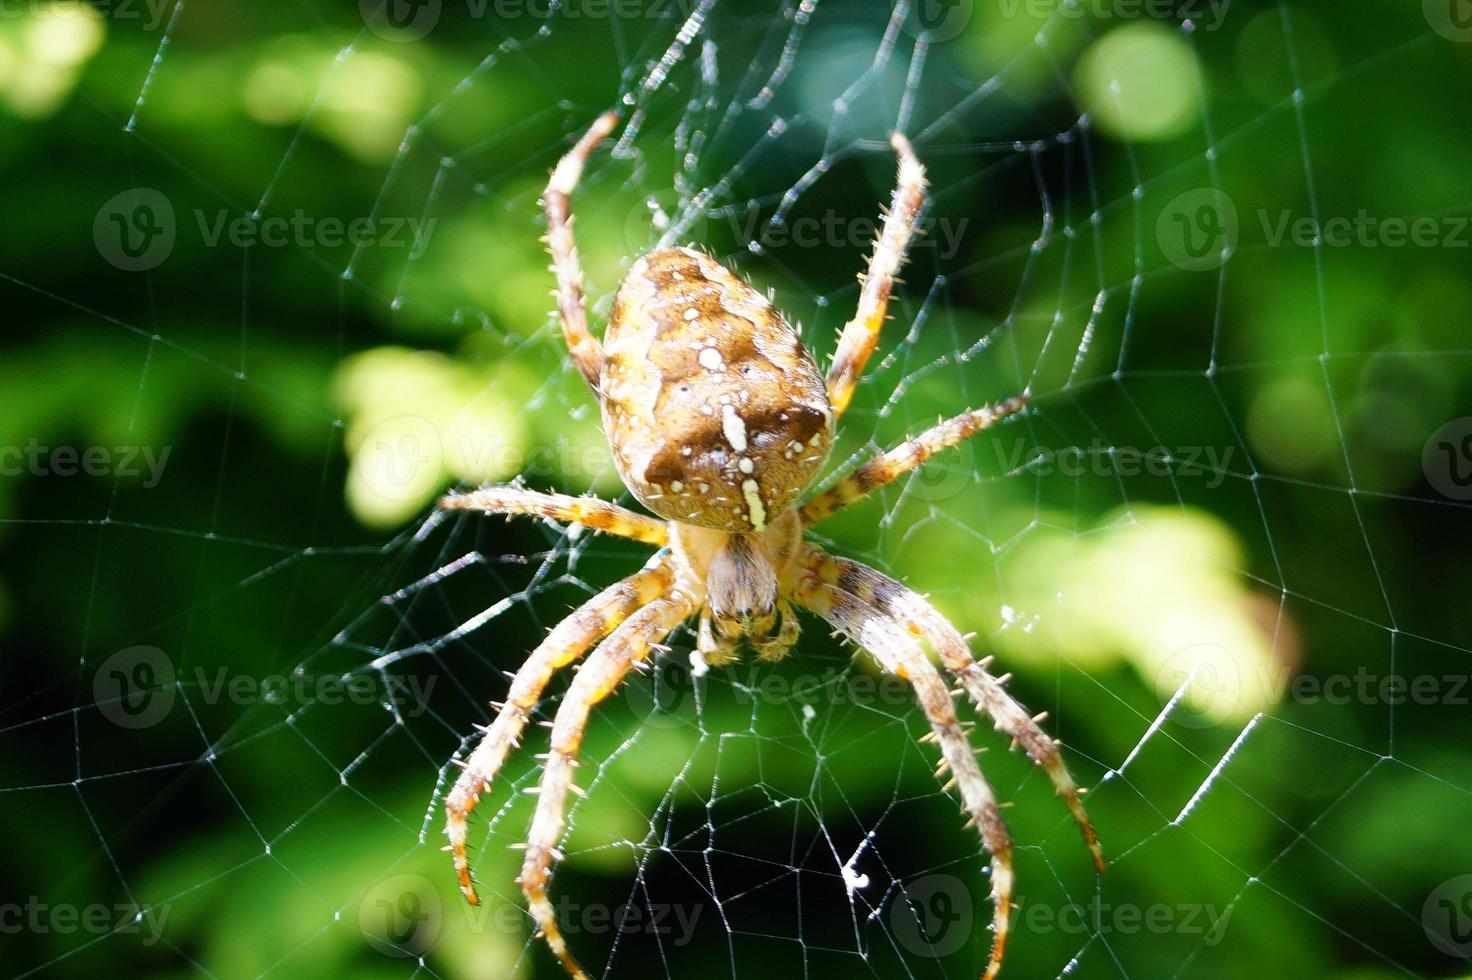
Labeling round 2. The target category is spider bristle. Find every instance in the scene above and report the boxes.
[939,778,958,793]
[522,786,541,794]
[996,672,1013,685]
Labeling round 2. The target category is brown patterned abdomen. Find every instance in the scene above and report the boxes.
[600,247,833,532]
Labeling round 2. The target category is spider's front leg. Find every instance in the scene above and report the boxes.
[806,547,1105,872]
[444,557,673,904]
[519,593,696,979]
[825,132,928,418]
[792,572,1016,980]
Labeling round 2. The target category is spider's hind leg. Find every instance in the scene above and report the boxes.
[825,132,929,418]
[544,110,619,392]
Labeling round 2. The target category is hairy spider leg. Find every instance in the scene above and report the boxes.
[802,545,1105,873]
[440,485,669,546]
[519,594,697,979]
[444,558,673,903]
[793,571,1015,980]
[800,396,1029,526]
[544,110,620,391]
[825,132,929,418]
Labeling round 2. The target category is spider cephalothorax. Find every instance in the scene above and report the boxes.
[439,111,1105,980]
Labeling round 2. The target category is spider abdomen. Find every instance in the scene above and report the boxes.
[600,246,832,533]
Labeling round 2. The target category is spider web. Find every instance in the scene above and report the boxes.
[3,1,1471,978]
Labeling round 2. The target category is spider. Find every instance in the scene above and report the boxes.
[439,111,1105,980]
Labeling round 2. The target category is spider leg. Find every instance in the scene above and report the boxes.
[825,132,928,418]
[440,485,669,546]
[792,572,1014,980]
[444,557,674,904]
[799,396,1029,526]
[520,592,696,979]
[545,110,619,392]
[805,545,1105,873]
